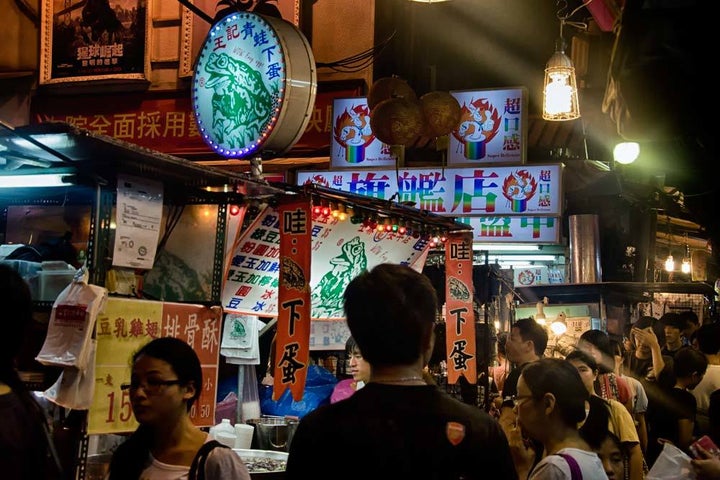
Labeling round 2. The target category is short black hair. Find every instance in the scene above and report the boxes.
[660,312,685,331]
[343,263,437,368]
[673,346,708,378]
[513,317,548,357]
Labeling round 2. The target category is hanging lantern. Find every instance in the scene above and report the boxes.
[419,91,462,137]
[369,97,424,147]
[367,76,417,110]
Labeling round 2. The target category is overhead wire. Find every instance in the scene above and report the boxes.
[316,30,397,73]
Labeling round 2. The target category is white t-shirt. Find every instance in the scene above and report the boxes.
[529,448,609,480]
[140,455,189,480]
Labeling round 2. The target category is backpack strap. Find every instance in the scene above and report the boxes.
[557,453,583,480]
[189,440,230,480]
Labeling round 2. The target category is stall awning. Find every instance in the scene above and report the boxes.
[0,120,285,200]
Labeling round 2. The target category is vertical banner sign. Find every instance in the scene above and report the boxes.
[274,196,313,401]
[444,232,477,384]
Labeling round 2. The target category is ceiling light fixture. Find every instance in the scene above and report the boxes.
[542,1,585,121]
[472,244,541,252]
[0,172,74,188]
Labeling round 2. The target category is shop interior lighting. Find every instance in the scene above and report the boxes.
[0,173,74,188]
[542,2,583,121]
[488,254,557,262]
[473,244,541,251]
[681,236,691,274]
[550,312,568,335]
[665,254,675,272]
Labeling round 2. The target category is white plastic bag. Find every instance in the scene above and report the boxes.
[35,268,107,368]
[43,339,97,410]
[647,442,696,480]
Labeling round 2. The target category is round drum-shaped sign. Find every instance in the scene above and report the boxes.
[192,12,317,158]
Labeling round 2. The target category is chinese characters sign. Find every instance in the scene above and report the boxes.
[88,298,221,434]
[40,0,148,85]
[448,87,527,166]
[274,196,312,401]
[444,233,477,384]
[297,164,562,243]
[222,205,430,319]
[330,97,396,169]
[31,81,362,157]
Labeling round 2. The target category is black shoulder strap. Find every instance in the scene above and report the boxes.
[189,440,230,480]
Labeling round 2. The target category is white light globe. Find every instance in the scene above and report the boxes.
[613,142,640,165]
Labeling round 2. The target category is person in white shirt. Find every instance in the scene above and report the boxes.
[691,323,720,437]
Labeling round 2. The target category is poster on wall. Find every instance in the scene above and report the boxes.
[448,87,527,166]
[222,205,430,319]
[88,298,222,434]
[330,97,396,169]
[179,0,301,77]
[40,0,149,85]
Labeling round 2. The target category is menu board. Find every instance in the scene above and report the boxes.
[88,298,221,434]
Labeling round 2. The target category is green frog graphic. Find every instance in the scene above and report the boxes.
[202,52,275,148]
[311,236,368,318]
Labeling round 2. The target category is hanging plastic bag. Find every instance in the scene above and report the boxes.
[43,339,97,410]
[646,442,695,480]
[36,268,108,368]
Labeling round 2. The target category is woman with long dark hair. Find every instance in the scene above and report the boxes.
[0,264,63,479]
[108,337,251,480]
[516,357,609,479]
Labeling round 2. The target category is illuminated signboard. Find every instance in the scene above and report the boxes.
[192,12,316,158]
[448,87,527,166]
[330,97,396,169]
[297,165,561,243]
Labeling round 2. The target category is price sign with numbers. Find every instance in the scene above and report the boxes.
[88,297,222,434]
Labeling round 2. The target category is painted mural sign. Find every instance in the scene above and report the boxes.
[448,87,527,166]
[221,206,430,319]
[330,97,396,169]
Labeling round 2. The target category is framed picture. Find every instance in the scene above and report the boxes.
[179,0,301,78]
[39,0,150,85]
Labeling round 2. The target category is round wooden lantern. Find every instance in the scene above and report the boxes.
[369,97,424,147]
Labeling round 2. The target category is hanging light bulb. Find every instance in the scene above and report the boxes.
[665,254,675,272]
[541,0,591,121]
[681,239,691,274]
[542,18,580,121]
[550,312,568,336]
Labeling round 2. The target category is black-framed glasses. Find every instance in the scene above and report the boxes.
[120,379,183,395]
[511,395,534,408]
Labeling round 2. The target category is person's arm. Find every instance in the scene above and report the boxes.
[677,418,695,452]
[691,445,720,480]
[624,442,645,480]
[205,447,251,480]
[634,411,648,454]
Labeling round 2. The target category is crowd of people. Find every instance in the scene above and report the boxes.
[4,260,720,479]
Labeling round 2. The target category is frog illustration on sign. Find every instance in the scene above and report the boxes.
[202,52,275,148]
[311,236,368,318]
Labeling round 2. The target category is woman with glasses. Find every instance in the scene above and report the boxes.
[514,357,610,479]
[107,337,251,480]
